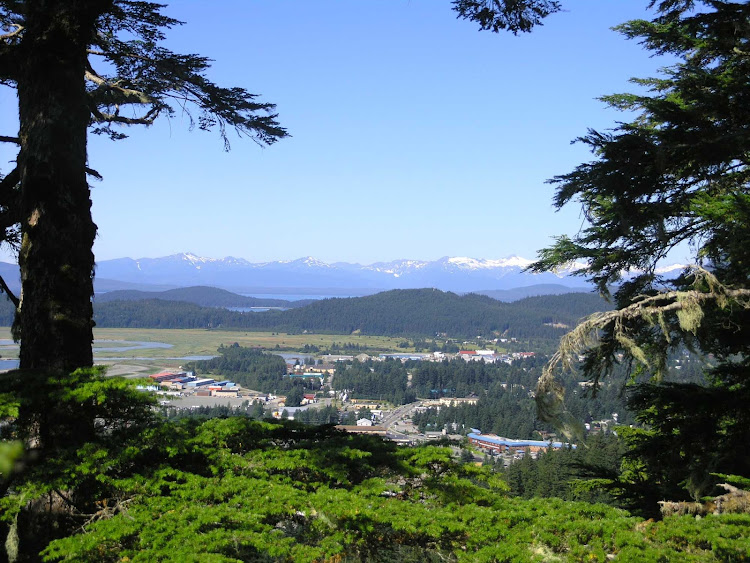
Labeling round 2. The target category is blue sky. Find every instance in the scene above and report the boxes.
[1,1,671,265]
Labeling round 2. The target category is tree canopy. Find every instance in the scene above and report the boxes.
[0,0,287,372]
[531,0,750,504]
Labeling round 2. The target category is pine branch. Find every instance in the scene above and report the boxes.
[91,106,160,126]
[0,22,21,39]
[0,274,19,308]
[0,30,19,80]
[0,166,18,194]
[536,266,750,438]
[85,69,154,106]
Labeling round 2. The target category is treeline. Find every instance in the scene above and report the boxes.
[327,355,641,428]
[499,433,625,505]
[410,357,537,398]
[91,289,610,340]
[409,352,707,440]
[332,359,417,405]
[163,400,267,421]
[185,345,310,395]
[96,285,313,309]
[413,386,552,439]
[410,356,644,438]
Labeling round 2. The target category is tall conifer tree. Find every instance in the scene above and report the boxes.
[0,1,287,372]
[531,0,750,505]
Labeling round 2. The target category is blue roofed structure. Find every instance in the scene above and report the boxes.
[467,431,574,453]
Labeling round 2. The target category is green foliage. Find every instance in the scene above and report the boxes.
[186,345,295,394]
[501,433,625,505]
[2,365,748,561]
[530,1,750,509]
[91,290,609,342]
[332,359,416,405]
[0,367,157,558]
[95,286,306,309]
[28,415,750,562]
[452,0,562,34]
[0,440,22,479]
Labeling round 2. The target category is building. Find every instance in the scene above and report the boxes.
[214,388,240,398]
[467,431,574,454]
[438,397,479,407]
[335,425,387,436]
[379,353,430,362]
[149,371,185,383]
[186,378,215,388]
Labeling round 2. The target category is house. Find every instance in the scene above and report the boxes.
[356,418,373,427]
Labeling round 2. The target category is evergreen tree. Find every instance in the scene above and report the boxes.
[0,1,287,372]
[0,0,565,374]
[531,0,750,506]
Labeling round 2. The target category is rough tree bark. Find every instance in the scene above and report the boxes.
[15,1,110,372]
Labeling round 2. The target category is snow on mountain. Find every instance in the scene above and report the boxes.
[365,259,430,277]
[91,252,696,294]
[655,263,689,275]
[444,256,534,270]
[183,252,214,265]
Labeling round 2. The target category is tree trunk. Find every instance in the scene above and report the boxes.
[15,1,104,373]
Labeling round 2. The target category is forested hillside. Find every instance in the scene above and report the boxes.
[89,289,609,340]
[95,286,313,308]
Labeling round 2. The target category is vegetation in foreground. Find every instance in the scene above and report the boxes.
[2,370,749,562]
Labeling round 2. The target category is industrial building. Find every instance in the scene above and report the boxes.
[467,431,574,454]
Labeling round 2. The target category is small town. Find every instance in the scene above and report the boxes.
[138,347,602,467]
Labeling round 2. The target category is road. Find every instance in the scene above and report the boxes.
[380,401,421,429]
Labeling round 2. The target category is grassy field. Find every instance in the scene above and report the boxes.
[0,327,408,377]
[93,328,405,356]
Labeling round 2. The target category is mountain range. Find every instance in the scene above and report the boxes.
[0,253,686,297]
[91,253,592,295]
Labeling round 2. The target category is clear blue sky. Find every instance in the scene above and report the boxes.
[1,1,670,265]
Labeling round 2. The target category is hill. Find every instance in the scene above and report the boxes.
[475,284,592,301]
[92,289,610,340]
[95,286,312,308]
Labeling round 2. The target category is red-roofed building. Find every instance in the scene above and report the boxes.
[149,371,182,383]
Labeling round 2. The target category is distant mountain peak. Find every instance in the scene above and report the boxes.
[91,252,683,295]
[655,263,688,275]
[182,252,213,265]
[443,256,535,270]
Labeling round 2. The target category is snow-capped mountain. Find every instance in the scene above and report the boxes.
[92,252,592,294]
